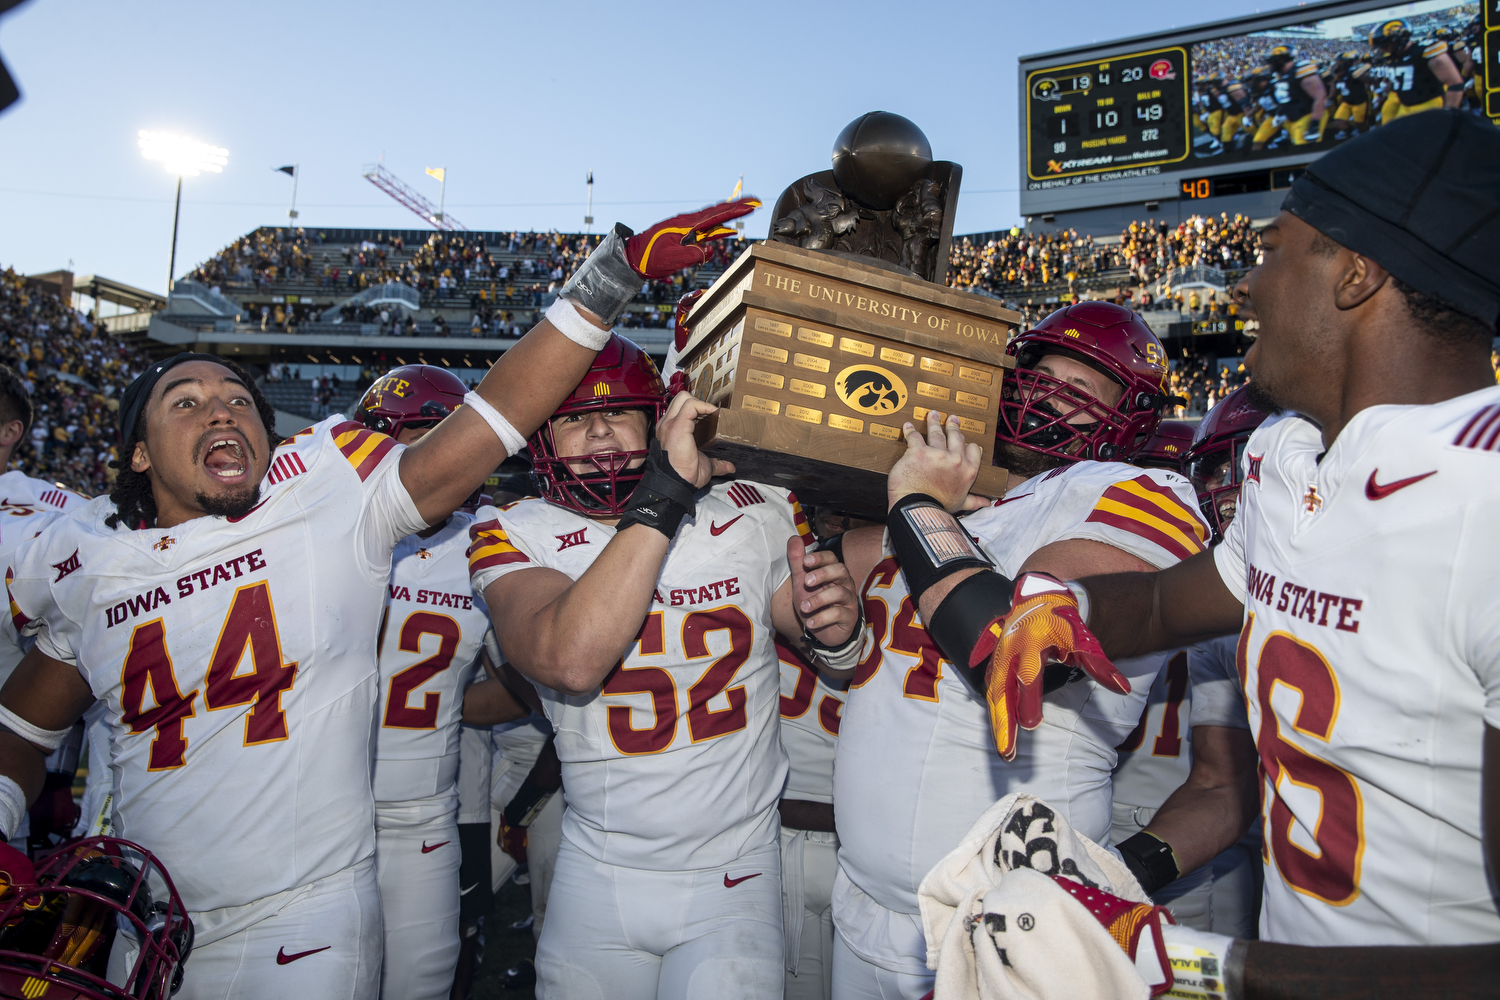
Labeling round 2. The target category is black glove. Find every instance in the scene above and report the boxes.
[616,439,699,539]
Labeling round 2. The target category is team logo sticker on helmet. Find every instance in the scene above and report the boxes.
[1149,59,1175,80]
[835,365,908,415]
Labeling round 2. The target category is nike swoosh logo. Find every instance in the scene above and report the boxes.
[709,515,744,536]
[276,945,331,965]
[1003,603,1046,638]
[1365,468,1436,500]
[421,841,450,853]
[723,872,762,888]
[460,883,477,896]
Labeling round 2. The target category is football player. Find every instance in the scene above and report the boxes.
[0,364,90,520]
[776,629,848,1000]
[356,364,528,1000]
[467,334,862,999]
[1251,47,1326,150]
[1110,398,1268,936]
[911,113,1500,994]
[1327,51,1372,139]
[828,302,1209,999]
[0,198,758,999]
[1369,19,1466,120]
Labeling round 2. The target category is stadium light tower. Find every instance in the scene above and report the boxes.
[138,131,229,298]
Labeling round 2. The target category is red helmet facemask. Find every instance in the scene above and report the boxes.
[528,335,674,518]
[1184,384,1271,539]
[0,837,193,1000]
[998,302,1179,466]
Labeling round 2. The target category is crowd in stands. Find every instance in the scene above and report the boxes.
[0,268,154,495]
[948,213,1263,324]
[189,227,316,289]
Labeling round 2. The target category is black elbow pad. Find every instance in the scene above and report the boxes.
[926,570,1015,695]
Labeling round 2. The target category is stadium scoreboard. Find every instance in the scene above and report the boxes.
[1019,0,1494,220]
[1025,47,1190,182]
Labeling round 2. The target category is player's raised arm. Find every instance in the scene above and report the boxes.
[482,391,732,696]
[400,198,761,525]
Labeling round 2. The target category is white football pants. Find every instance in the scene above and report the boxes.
[781,827,838,1000]
[375,795,461,1000]
[830,933,932,1000]
[118,858,382,1000]
[535,836,784,1000]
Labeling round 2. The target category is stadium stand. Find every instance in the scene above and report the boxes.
[0,267,155,496]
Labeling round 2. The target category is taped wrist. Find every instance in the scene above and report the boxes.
[544,298,612,352]
[886,494,992,601]
[503,775,553,828]
[616,439,698,538]
[0,775,24,842]
[1118,830,1181,896]
[559,223,642,326]
[926,570,1015,694]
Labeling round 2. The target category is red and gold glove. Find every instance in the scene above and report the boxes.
[1051,875,1176,996]
[971,573,1128,761]
[498,815,528,866]
[673,289,706,353]
[626,198,760,280]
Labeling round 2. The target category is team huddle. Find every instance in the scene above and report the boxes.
[0,112,1493,1000]
[1191,16,1486,155]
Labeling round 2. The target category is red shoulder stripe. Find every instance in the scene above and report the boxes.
[1086,508,1198,562]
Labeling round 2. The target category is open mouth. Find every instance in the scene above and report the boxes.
[202,435,250,481]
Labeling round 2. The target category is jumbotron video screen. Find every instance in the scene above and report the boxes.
[1024,0,1492,193]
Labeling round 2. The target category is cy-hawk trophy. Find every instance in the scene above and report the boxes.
[680,112,1019,517]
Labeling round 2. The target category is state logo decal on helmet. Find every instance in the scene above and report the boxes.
[355,364,469,439]
[997,301,1181,465]
[529,334,672,517]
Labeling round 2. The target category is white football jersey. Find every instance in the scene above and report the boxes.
[1215,388,1500,946]
[832,461,1210,970]
[373,510,491,804]
[5,416,425,914]
[468,481,810,871]
[776,633,844,806]
[0,470,88,528]
[1111,633,1251,813]
[0,508,64,685]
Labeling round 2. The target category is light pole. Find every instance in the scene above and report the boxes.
[138,131,229,298]
[584,171,594,236]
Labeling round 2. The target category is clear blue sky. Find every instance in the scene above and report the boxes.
[0,0,1266,296]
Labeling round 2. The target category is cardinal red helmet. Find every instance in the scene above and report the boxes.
[354,364,469,440]
[529,334,672,517]
[1135,419,1195,471]
[1184,384,1271,537]
[0,837,192,1000]
[997,301,1177,465]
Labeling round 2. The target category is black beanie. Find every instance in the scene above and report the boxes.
[1281,110,1500,328]
[117,352,226,443]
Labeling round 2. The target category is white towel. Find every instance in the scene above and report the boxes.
[917,793,1160,1000]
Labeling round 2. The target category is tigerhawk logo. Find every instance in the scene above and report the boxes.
[834,365,907,416]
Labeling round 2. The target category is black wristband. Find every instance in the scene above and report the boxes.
[886,494,991,602]
[503,774,551,828]
[616,439,698,538]
[926,570,1014,695]
[1117,831,1180,896]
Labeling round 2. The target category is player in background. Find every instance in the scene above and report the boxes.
[1109,400,1267,936]
[356,365,531,1000]
[1327,51,1372,140]
[775,506,870,1000]
[0,198,757,998]
[0,364,90,518]
[906,112,1500,995]
[468,334,863,999]
[1369,19,1466,122]
[1251,46,1326,150]
[828,303,1208,1000]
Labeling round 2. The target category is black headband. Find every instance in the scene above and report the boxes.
[117,352,232,444]
[1281,110,1500,327]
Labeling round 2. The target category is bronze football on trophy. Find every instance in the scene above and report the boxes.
[831,111,934,212]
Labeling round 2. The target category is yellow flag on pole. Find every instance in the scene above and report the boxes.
[426,167,445,183]
[729,175,742,201]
